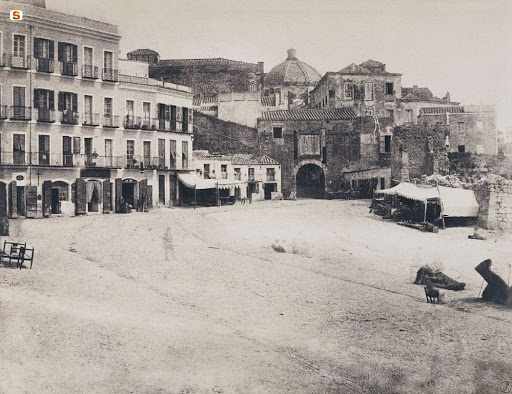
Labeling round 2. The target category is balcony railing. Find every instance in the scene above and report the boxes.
[83,113,100,126]
[61,110,79,125]
[141,117,157,131]
[10,106,31,120]
[84,154,123,168]
[10,55,30,69]
[82,65,98,79]
[103,115,119,128]
[0,105,7,119]
[60,61,78,76]
[125,155,140,169]
[158,118,171,131]
[102,68,119,82]
[35,58,54,73]
[125,115,141,130]
[36,108,56,123]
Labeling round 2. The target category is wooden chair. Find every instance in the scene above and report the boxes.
[16,246,35,269]
[0,241,26,267]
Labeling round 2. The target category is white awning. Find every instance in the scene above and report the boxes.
[178,172,245,190]
[375,182,439,202]
[438,186,479,217]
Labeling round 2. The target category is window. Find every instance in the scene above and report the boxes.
[384,135,391,153]
[364,109,374,116]
[83,47,95,78]
[457,122,465,135]
[221,164,227,179]
[234,167,241,180]
[266,168,276,181]
[380,178,386,189]
[126,140,135,167]
[385,82,394,95]
[158,139,165,168]
[387,109,394,119]
[142,102,151,129]
[204,164,210,179]
[13,134,25,165]
[458,145,465,153]
[38,135,50,165]
[58,42,78,75]
[104,50,113,70]
[170,140,177,168]
[104,97,114,127]
[182,107,189,132]
[34,38,54,72]
[12,86,27,119]
[406,109,414,123]
[182,141,189,169]
[13,34,26,60]
[34,89,54,122]
[63,136,73,167]
[329,90,335,99]
[105,139,113,167]
[84,47,93,66]
[83,95,93,125]
[273,127,283,139]
[143,141,151,167]
[364,82,374,101]
[445,135,450,147]
[126,100,135,128]
[248,168,255,181]
[73,137,81,154]
[58,92,78,124]
[104,98,113,116]
[344,82,353,99]
[249,80,257,91]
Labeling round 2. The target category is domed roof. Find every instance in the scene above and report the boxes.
[265,49,321,87]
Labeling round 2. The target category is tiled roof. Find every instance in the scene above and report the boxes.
[155,58,259,69]
[359,59,385,68]
[261,96,276,106]
[193,151,279,165]
[339,63,371,74]
[419,107,465,115]
[127,49,159,56]
[401,87,434,101]
[261,108,357,121]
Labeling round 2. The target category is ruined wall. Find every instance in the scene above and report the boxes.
[476,180,512,231]
[391,125,449,181]
[149,62,264,95]
[193,112,259,154]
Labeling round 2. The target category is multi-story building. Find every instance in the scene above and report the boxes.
[0,0,194,218]
[191,150,281,203]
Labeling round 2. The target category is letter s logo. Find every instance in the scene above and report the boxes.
[10,10,23,21]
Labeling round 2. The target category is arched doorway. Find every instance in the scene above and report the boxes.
[296,164,325,198]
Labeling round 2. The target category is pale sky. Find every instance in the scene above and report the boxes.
[46,0,512,129]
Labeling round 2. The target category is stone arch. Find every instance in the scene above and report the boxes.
[295,160,326,199]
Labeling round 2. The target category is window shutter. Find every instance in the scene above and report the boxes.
[72,94,78,112]
[73,137,81,154]
[49,91,54,110]
[188,108,193,123]
[157,104,164,119]
[58,42,64,62]
[49,40,54,60]
[34,38,40,58]
[58,92,64,110]
[34,89,40,108]
[72,44,78,63]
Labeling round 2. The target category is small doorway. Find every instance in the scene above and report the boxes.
[122,181,136,208]
[51,188,60,214]
[264,183,276,200]
[16,186,25,216]
[88,184,100,212]
[0,183,7,217]
[158,175,165,204]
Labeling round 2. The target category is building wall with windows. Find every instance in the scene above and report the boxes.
[309,61,402,120]
[0,1,194,218]
[417,105,497,155]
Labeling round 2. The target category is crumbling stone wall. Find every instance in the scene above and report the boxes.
[193,112,259,154]
[478,179,512,231]
[391,125,449,181]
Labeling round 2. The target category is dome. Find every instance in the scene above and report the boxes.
[265,49,321,87]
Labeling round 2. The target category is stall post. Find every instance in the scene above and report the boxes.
[193,184,197,210]
[216,182,220,206]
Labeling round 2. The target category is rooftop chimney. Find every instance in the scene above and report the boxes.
[287,48,297,60]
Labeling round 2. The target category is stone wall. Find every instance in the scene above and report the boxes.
[391,125,449,182]
[193,112,259,154]
[475,179,512,231]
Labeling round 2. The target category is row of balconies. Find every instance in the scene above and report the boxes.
[210,172,273,182]
[0,152,186,170]
[1,54,118,82]
[0,106,190,132]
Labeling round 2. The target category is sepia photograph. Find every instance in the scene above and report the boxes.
[1,0,512,392]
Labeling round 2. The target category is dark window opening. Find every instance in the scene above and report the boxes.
[385,82,394,95]
[322,146,327,164]
[329,90,335,99]
[384,135,391,153]
[458,145,465,153]
[273,127,283,139]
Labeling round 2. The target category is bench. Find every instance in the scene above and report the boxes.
[0,241,35,269]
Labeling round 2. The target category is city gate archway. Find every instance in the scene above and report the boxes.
[296,163,325,198]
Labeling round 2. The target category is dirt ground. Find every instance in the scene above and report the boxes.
[1,199,512,394]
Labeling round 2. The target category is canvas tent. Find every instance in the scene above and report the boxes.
[177,172,245,207]
[375,182,479,222]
